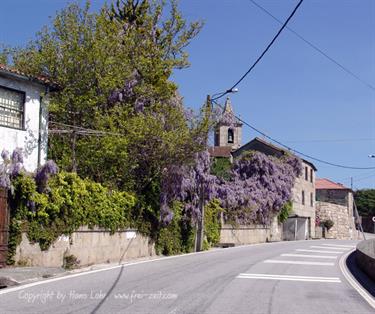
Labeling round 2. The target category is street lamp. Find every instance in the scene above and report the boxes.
[369,155,375,158]
[211,88,239,100]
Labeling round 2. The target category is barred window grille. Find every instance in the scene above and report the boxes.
[0,86,25,129]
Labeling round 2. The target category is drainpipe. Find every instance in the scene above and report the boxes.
[37,86,49,168]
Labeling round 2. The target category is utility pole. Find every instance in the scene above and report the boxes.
[350,177,353,190]
[195,95,211,252]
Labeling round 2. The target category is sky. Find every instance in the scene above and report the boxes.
[1,0,375,189]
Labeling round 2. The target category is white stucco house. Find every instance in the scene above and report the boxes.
[0,64,55,171]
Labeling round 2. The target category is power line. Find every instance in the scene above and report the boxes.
[212,0,304,101]
[211,99,375,170]
[284,138,375,144]
[249,0,375,92]
[49,121,123,137]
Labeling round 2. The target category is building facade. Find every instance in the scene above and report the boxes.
[0,64,52,171]
[209,99,317,241]
[233,137,317,240]
[315,178,356,240]
[214,97,242,150]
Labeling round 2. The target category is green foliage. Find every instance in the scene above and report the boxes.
[0,44,11,65]
[63,254,80,270]
[7,172,136,263]
[278,201,292,223]
[211,157,231,181]
[6,218,22,265]
[11,1,203,187]
[354,189,375,216]
[203,199,223,249]
[9,1,206,235]
[155,202,195,255]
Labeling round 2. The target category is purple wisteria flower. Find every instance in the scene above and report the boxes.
[1,149,9,161]
[35,160,59,193]
[11,148,24,164]
[0,147,25,189]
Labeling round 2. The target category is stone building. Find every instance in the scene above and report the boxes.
[233,137,317,240]
[315,178,356,240]
[209,98,317,242]
[214,97,242,150]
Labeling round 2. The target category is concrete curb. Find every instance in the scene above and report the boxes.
[356,239,375,282]
[339,249,375,309]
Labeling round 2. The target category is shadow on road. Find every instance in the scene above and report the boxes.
[346,251,375,297]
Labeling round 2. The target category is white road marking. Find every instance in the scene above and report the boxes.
[296,249,342,254]
[339,249,375,309]
[321,244,356,248]
[237,273,341,283]
[281,253,337,259]
[310,246,349,251]
[264,260,335,266]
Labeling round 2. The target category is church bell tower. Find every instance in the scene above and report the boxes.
[214,97,242,150]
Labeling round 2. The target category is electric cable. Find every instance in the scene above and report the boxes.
[212,0,305,101]
[249,0,375,92]
[211,98,375,170]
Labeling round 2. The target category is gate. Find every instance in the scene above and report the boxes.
[283,217,308,241]
[0,189,9,267]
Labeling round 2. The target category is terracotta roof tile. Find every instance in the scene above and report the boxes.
[208,146,232,158]
[0,63,56,87]
[316,178,350,190]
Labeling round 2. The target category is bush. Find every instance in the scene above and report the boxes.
[204,199,223,249]
[278,201,292,223]
[323,219,334,231]
[155,202,195,255]
[63,254,80,270]
[7,171,136,262]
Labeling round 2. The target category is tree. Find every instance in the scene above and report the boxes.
[11,0,203,187]
[10,0,204,236]
[354,189,375,216]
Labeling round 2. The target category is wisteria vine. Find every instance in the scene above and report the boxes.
[160,149,302,226]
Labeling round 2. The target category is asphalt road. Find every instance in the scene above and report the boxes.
[0,239,373,314]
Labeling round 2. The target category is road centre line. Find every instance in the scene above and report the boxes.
[264,260,334,266]
[281,253,337,259]
[237,273,341,283]
[296,249,342,254]
[310,246,349,251]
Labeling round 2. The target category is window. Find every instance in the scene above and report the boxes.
[305,166,308,181]
[228,128,234,144]
[0,86,25,129]
[310,168,313,183]
[310,192,313,207]
[302,190,305,205]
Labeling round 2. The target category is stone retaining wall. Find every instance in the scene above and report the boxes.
[316,201,355,240]
[220,217,282,245]
[356,239,375,282]
[15,227,156,267]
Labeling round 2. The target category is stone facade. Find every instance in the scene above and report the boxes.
[14,227,156,267]
[214,97,242,150]
[233,138,317,240]
[291,160,316,238]
[214,125,242,150]
[315,201,356,240]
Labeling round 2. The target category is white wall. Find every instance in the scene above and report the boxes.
[0,75,48,172]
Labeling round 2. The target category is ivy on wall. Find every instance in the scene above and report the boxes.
[7,172,136,264]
